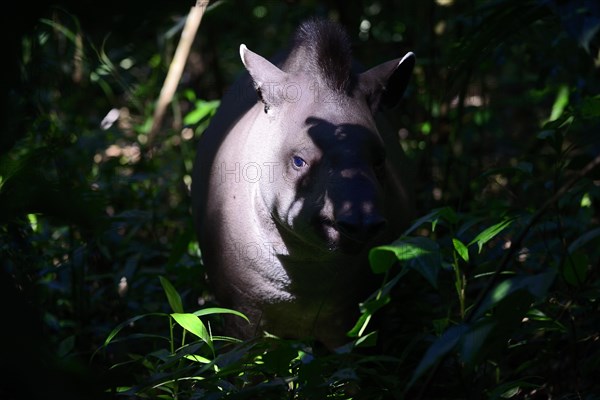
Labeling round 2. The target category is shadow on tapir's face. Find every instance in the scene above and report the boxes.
[273,115,389,255]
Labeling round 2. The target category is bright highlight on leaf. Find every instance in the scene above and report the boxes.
[452,238,469,262]
[160,276,184,313]
[184,100,220,125]
[171,313,211,346]
[369,236,441,288]
[548,85,569,122]
[469,218,514,253]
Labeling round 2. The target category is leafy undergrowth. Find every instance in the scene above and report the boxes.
[2,1,600,399]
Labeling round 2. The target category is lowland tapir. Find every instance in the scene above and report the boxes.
[191,18,415,349]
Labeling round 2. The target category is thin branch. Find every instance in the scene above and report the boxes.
[147,1,209,147]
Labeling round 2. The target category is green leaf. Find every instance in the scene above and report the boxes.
[102,313,166,347]
[472,269,557,320]
[348,268,409,337]
[354,330,378,348]
[171,313,213,350]
[183,354,212,364]
[370,236,442,287]
[469,218,514,253]
[402,206,458,236]
[408,324,468,388]
[547,85,570,123]
[159,276,184,313]
[193,307,249,323]
[347,294,391,338]
[452,238,469,262]
[183,100,220,125]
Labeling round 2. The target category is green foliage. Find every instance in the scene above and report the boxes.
[2,1,600,399]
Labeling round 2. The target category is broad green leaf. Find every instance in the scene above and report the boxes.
[469,218,514,253]
[370,236,441,287]
[159,276,184,313]
[171,313,212,350]
[452,238,470,262]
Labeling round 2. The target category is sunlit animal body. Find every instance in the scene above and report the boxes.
[191,19,415,349]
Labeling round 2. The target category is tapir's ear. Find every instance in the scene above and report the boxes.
[240,44,287,111]
[358,52,415,113]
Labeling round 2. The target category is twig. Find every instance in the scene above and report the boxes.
[147,1,209,147]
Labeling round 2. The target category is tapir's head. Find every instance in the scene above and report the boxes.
[240,20,415,256]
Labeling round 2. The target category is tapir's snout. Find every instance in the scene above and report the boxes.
[324,167,389,250]
[335,208,387,246]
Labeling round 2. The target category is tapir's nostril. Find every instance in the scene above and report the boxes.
[336,216,387,243]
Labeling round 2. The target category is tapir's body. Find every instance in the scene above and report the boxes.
[192,19,415,349]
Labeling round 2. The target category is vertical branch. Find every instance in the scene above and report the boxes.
[147,1,209,147]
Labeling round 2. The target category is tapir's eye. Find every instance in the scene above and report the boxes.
[292,155,307,169]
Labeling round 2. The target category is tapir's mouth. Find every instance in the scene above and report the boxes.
[271,210,378,257]
[319,216,373,255]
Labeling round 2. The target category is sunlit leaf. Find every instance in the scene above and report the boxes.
[354,330,378,348]
[452,238,469,262]
[469,218,514,253]
[369,236,442,288]
[184,100,220,125]
[348,267,409,337]
[193,307,249,323]
[171,313,212,350]
[184,354,211,363]
[159,276,184,313]
[547,85,570,123]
